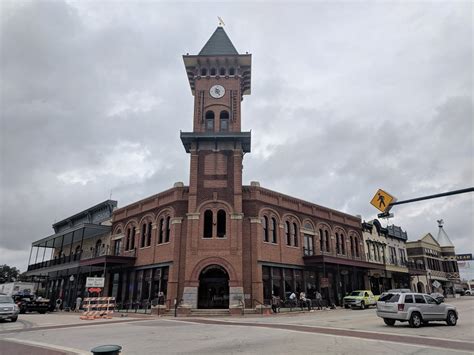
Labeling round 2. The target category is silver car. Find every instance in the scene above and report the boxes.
[0,294,20,322]
[376,292,457,328]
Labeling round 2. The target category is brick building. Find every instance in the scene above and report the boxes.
[25,26,371,313]
[105,26,371,313]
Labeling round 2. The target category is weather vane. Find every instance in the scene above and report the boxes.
[218,16,225,27]
[437,219,444,227]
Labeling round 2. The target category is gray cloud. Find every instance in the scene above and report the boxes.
[1,1,472,271]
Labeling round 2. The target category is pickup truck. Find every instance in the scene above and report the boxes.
[13,294,50,314]
[343,290,379,309]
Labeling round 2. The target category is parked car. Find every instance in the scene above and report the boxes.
[0,294,20,322]
[343,290,379,309]
[376,292,457,328]
[430,292,445,303]
[465,290,473,296]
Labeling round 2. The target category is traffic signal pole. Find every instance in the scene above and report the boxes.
[377,187,474,218]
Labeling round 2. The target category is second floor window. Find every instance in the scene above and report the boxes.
[220,111,229,132]
[217,210,226,238]
[304,234,314,256]
[204,210,213,238]
[263,216,269,242]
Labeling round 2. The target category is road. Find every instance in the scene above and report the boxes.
[0,297,472,355]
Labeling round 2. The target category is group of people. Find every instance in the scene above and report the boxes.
[271,291,323,313]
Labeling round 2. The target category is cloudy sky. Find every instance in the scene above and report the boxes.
[1,1,472,272]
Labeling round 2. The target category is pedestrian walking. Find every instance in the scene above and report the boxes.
[55,298,62,312]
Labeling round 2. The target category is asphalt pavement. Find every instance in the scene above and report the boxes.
[0,296,472,355]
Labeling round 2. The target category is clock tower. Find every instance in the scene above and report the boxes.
[180,26,251,309]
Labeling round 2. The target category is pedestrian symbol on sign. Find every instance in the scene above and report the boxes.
[370,189,396,213]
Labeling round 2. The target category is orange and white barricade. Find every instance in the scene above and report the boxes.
[80,297,116,320]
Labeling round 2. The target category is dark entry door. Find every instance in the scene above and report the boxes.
[198,266,229,309]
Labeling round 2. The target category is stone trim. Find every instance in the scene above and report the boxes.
[231,213,244,220]
[171,217,183,224]
[250,217,261,224]
[187,213,200,220]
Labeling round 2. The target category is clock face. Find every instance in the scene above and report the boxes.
[210,85,225,99]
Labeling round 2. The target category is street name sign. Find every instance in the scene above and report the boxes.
[432,280,441,289]
[370,189,397,213]
[86,277,105,288]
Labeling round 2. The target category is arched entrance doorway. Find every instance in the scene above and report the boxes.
[198,265,229,309]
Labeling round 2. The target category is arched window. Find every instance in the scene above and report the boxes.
[165,216,171,243]
[141,224,146,248]
[350,236,355,256]
[263,216,269,242]
[355,236,360,257]
[219,67,226,75]
[229,67,235,75]
[130,227,136,250]
[219,111,229,132]
[158,218,164,244]
[203,210,213,238]
[126,228,131,250]
[147,222,152,246]
[210,67,216,76]
[205,111,214,132]
[217,210,226,238]
[335,233,340,254]
[285,221,291,246]
[325,230,330,252]
[95,239,102,257]
[201,68,207,76]
[271,218,277,243]
[319,229,324,252]
[292,223,298,247]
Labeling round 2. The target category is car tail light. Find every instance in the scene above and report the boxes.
[398,304,405,311]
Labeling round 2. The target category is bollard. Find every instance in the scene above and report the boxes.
[91,345,122,355]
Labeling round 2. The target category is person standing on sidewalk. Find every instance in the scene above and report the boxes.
[315,291,322,310]
[75,296,82,312]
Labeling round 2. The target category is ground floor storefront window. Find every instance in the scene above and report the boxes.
[113,266,169,312]
[263,264,367,307]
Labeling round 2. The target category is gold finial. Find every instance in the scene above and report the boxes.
[218,16,225,27]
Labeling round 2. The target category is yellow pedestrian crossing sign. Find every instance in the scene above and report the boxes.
[370,189,396,212]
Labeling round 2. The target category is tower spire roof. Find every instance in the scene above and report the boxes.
[199,27,238,56]
[436,220,455,247]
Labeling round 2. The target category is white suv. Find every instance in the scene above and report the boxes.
[376,292,458,328]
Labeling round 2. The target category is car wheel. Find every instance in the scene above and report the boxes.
[360,301,365,310]
[384,318,396,326]
[10,316,18,322]
[19,309,26,314]
[409,312,422,328]
[344,305,350,309]
[446,311,457,326]
[39,311,46,314]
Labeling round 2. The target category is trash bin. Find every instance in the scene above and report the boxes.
[90,345,122,355]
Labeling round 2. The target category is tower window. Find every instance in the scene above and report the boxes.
[229,67,235,75]
[131,227,136,250]
[219,67,226,75]
[217,210,226,238]
[203,210,213,238]
[210,68,216,76]
[319,229,323,252]
[205,111,215,131]
[220,110,229,132]
[201,68,207,76]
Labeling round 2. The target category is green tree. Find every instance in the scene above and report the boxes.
[0,264,21,284]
